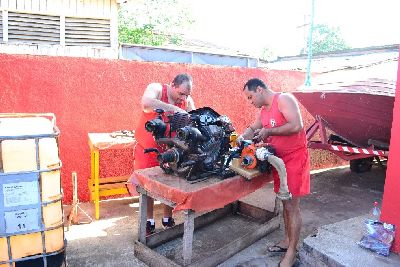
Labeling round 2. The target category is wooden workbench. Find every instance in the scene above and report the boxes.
[131,167,281,267]
[88,132,135,219]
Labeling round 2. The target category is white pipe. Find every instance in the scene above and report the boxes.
[256,148,292,201]
[267,155,292,200]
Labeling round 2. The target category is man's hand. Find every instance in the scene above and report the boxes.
[253,128,270,143]
[236,135,245,146]
[175,106,188,114]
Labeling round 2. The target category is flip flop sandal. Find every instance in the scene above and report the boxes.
[268,244,288,253]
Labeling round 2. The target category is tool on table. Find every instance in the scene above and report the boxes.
[110,130,135,138]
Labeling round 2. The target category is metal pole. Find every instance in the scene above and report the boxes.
[305,0,315,86]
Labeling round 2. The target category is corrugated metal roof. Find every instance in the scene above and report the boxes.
[264,44,399,74]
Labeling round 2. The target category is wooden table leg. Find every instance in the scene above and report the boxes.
[93,149,100,220]
[138,192,148,245]
[183,209,195,266]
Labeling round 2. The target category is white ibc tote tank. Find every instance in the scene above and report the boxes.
[0,113,65,267]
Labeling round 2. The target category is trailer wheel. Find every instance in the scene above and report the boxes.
[350,158,373,173]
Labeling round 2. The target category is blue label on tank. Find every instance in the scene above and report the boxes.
[3,181,39,207]
[5,208,40,234]
[0,172,41,236]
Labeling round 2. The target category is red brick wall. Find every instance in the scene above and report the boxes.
[0,53,343,203]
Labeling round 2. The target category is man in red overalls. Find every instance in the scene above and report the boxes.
[240,78,310,267]
[134,73,195,235]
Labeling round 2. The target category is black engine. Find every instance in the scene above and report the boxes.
[144,107,236,181]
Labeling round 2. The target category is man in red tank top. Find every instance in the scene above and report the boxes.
[134,73,195,235]
[240,78,310,267]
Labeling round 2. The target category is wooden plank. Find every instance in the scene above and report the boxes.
[69,0,77,14]
[8,31,60,41]
[65,33,109,40]
[9,26,60,36]
[9,18,60,26]
[83,0,91,16]
[46,0,61,13]
[8,34,59,41]
[146,204,233,248]
[94,0,99,14]
[60,14,65,45]
[134,211,280,267]
[39,0,47,12]
[138,193,148,244]
[16,0,24,11]
[189,215,280,267]
[137,186,177,208]
[237,201,275,222]
[0,12,2,41]
[183,210,195,266]
[103,0,111,17]
[98,182,127,190]
[66,17,110,23]
[9,25,60,33]
[65,17,110,25]
[93,175,130,185]
[8,11,59,19]
[24,0,31,10]
[98,187,128,197]
[134,241,180,267]
[66,24,110,31]
[65,24,110,30]
[9,20,59,28]
[0,142,3,172]
[8,39,58,44]
[65,42,110,47]
[76,0,83,16]
[8,12,60,21]
[1,0,8,9]
[66,29,109,35]
[8,0,17,10]
[65,22,110,28]
[65,39,110,45]
[65,39,110,44]
[9,21,60,29]
[31,0,40,12]
[109,0,117,49]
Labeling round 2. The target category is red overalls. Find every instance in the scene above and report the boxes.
[134,84,187,170]
[260,93,310,197]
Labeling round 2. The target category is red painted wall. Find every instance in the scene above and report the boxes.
[0,53,341,203]
[381,48,400,253]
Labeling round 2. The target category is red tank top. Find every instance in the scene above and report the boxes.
[135,84,187,149]
[260,93,307,157]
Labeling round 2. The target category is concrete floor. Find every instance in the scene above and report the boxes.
[65,164,390,267]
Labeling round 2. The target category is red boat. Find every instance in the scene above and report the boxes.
[292,60,397,172]
[293,78,395,148]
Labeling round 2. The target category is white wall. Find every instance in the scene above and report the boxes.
[0,0,119,58]
[1,0,113,18]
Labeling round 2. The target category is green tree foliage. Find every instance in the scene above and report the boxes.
[303,24,350,54]
[118,0,194,46]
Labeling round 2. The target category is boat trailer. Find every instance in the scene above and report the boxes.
[306,116,389,173]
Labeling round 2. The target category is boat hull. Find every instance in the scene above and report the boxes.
[293,91,394,148]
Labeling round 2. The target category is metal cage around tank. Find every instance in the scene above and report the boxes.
[0,113,65,267]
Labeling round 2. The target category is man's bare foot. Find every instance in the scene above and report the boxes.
[278,249,297,267]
